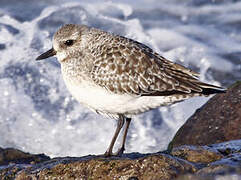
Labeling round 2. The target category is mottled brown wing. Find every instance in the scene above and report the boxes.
[90,36,222,96]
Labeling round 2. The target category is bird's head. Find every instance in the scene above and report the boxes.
[36,24,88,63]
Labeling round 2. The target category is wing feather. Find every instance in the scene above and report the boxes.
[90,35,224,96]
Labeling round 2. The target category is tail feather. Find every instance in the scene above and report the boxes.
[197,82,226,95]
[174,75,226,95]
[142,81,226,97]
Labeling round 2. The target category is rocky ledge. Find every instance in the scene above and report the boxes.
[0,81,240,180]
[0,140,240,180]
[169,81,241,148]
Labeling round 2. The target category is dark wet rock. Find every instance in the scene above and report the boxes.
[173,140,241,180]
[169,81,241,149]
[0,147,50,166]
[1,140,240,179]
[175,173,241,180]
[171,145,223,163]
[175,162,241,180]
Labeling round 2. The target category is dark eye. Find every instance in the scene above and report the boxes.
[64,40,74,46]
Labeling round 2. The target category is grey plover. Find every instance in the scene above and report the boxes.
[36,24,226,156]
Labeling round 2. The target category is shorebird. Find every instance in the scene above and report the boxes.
[36,24,225,156]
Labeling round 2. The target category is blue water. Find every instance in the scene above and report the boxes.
[0,0,240,157]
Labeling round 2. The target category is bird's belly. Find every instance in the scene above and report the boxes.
[63,77,185,116]
[64,78,136,114]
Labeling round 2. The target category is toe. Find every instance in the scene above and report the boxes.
[113,147,125,156]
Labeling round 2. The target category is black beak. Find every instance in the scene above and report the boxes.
[36,48,57,61]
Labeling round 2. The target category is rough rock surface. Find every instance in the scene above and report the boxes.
[169,81,241,149]
[0,140,240,180]
[1,152,195,180]
[0,147,50,166]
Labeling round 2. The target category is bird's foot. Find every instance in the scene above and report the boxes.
[113,147,125,156]
[103,150,113,157]
[103,147,125,157]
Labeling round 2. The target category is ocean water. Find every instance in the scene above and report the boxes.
[0,0,240,157]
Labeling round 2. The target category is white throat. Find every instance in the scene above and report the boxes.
[56,51,68,62]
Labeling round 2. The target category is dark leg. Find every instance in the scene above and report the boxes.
[114,117,131,156]
[104,115,125,157]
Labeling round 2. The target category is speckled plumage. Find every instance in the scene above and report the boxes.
[36,24,225,156]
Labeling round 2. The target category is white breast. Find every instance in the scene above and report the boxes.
[61,71,187,116]
[62,74,135,113]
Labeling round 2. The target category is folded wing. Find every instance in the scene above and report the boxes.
[90,36,226,96]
